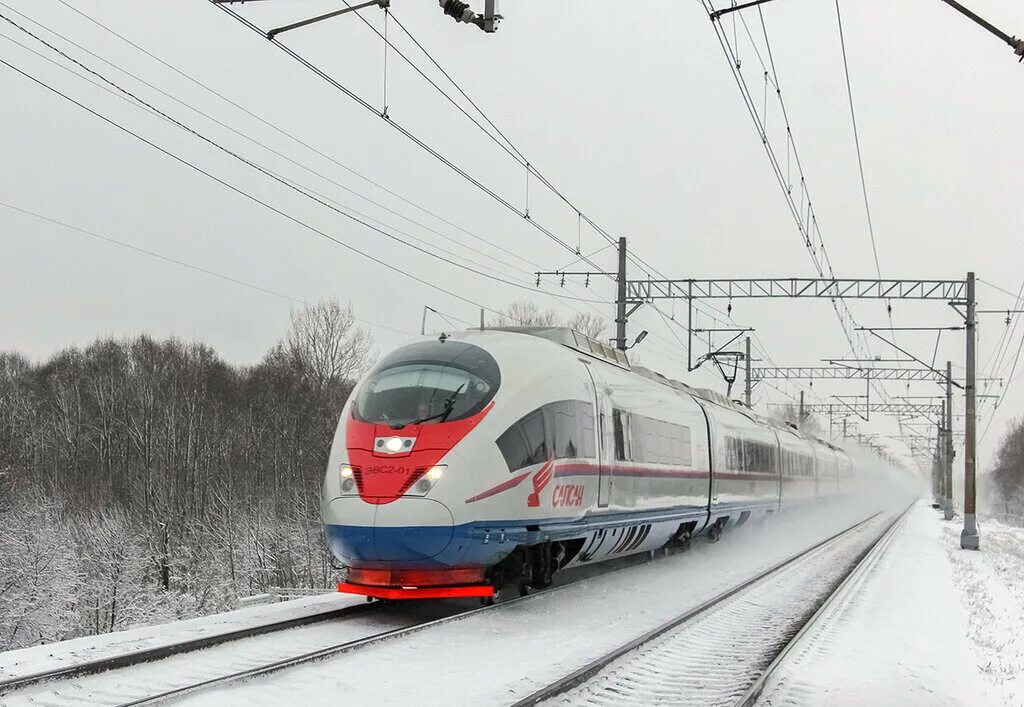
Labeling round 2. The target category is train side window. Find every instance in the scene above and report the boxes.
[548,401,579,459]
[658,422,672,464]
[496,408,547,472]
[612,409,627,461]
[496,424,529,472]
[679,425,692,466]
[578,402,596,458]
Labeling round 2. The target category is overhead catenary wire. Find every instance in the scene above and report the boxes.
[0,53,518,318]
[51,0,544,275]
[209,0,769,387]
[701,3,899,398]
[210,2,611,277]
[0,10,641,352]
[12,1,839,407]
[0,16,542,288]
[0,200,419,339]
[208,2,758,383]
[0,11,610,306]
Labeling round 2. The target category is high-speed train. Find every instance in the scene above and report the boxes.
[321,327,855,600]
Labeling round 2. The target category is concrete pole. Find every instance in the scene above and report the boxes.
[799,390,805,423]
[615,237,627,351]
[744,336,752,407]
[937,402,946,505]
[945,360,955,520]
[961,271,980,550]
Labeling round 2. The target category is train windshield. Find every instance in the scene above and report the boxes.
[353,340,500,427]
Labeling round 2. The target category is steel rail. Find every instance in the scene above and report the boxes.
[733,503,914,706]
[4,534,673,703]
[511,510,888,706]
[106,529,716,704]
[0,600,380,695]
[119,578,569,706]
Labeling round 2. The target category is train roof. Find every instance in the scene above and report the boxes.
[486,326,847,455]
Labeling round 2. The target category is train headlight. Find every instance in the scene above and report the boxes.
[385,437,405,453]
[406,465,446,496]
[339,465,357,494]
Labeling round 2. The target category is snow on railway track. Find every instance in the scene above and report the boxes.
[0,499,905,706]
[516,508,910,707]
[0,599,462,706]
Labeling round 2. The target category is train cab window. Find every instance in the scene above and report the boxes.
[353,340,499,427]
[496,400,597,472]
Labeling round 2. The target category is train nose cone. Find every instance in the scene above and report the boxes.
[373,497,454,561]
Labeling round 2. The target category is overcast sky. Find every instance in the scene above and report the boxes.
[1,0,1022,476]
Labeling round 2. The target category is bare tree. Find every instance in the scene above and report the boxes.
[491,301,562,328]
[283,300,374,389]
[991,417,1024,515]
[567,312,608,340]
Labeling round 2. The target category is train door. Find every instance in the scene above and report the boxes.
[582,363,611,507]
[693,398,717,515]
[771,430,783,509]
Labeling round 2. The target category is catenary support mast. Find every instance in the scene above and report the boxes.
[961,272,979,549]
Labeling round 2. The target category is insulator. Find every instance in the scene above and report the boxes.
[439,0,475,23]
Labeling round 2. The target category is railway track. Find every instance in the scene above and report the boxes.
[0,599,381,695]
[1,548,639,706]
[511,507,910,707]
[1,508,900,706]
[0,598,458,706]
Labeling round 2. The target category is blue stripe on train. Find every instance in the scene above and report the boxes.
[325,500,778,569]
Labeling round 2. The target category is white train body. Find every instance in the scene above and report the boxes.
[321,327,855,598]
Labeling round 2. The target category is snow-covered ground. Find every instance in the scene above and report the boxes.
[758,502,1024,707]
[0,592,361,685]
[945,518,1024,706]
[23,492,1024,707]
[183,496,902,706]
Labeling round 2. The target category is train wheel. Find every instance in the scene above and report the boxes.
[481,585,503,606]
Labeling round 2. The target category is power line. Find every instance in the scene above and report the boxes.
[210,2,610,275]
[37,1,652,338]
[51,0,544,275]
[0,200,419,339]
[211,0,736,376]
[0,16,629,352]
[833,0,883,282]
[0,12,539,288]
[0,52,511,318]
[700,0,908,429]
[0,10,608,305]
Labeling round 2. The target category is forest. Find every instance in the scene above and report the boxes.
[0,301,371,651]
[990,417,1024,518]
[0,300,606,651]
